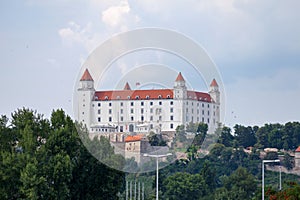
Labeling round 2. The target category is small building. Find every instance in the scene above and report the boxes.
[295,146,300,169]
[125,135,149,164]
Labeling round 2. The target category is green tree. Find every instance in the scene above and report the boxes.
[216,167,257,200]
[218,126,234,147]
[233,125,257,148]
[163,172,208,200]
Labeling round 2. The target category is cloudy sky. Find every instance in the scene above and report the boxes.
[1,0,300,127]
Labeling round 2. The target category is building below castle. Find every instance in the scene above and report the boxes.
[77,69,221,135]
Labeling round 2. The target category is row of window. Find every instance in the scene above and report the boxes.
[97,115,175,122]
[186,109,216,116]
[97,107,174,115]
[96,101,174,107]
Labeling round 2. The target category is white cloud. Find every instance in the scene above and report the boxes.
[101,0,140,31]
[58,21,102,53]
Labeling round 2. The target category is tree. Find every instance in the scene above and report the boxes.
[175,125,186,142]
[147,131,167,146]
[163,172,208,200]
[216,167,257,200]
[233,125,257,148]
[218,126,234,147]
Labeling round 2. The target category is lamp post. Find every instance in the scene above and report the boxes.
[262,159,280,200]
[143,153,172,200]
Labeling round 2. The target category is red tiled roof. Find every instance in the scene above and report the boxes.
[94,89,212,102]
[124,82,131,90]
[296,146,300,152]
[210,79,218,87]
[175,72,185,82]
[94,89,173,100]
[125,135,143,142]
[187,91,212,102]
[80,69,93,81]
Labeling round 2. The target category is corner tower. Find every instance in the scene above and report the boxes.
[209,79,220,104]
[78,69,95,130]
[173,72,187,99]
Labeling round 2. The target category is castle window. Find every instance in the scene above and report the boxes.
[131,109,134,114]
[159,101,162,105]
[208,104,210,108]
[146,95,150,99]
[117,96,120,99]
[150,124,153,129]
[95,96,98,100]
[207,118,210,123]
[98,109,101,114]
[208,111,210,115]
[131,116,134,121]
[141,108,144,114]
[214,111,215,116]
[135,96,139,99]
[202,117,204,122]
[109,102,112,106]
[150,108,153,113]
[109,109,112,114]
[98,117,101,122]
[158,95,162,99]
[202,110,204,115]
[98,103,101,107]
[192,109,194,114]
[170,101,173,105]
[83,104,85,107]
[199,97,202,100]
[105,96,108,100]
[120,109,123,114]
[120,102,123,106]
[82,112,84,115]
[150,116,153,121]
[109,117,112,122]
[202,103,204,107]
[120,116,123,121]
[141,102,144,106]
[170,123,174,129]
[167,95,170,99]
[131,102,134,106]
[150,102,153,106]
[159,116,162,121]
[170,108,173,113]
[141,116,144,121]
[127,96,130,99]
[170,116,174,121]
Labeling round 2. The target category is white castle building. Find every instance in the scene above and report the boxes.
[77,69,220,134]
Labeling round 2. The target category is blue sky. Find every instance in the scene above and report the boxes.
[1,0,300,127]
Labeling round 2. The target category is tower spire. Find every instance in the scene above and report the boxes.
[80,69,93,81]
[124,82,131,90]
[175,72,185,82]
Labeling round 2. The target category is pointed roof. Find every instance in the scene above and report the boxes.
[123,82,131,90]
[80,69,93,81]
[210,79,218,87]
[175,72,185,82]
[296,146,300,152]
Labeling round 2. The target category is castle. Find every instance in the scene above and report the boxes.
[77,69,220,135]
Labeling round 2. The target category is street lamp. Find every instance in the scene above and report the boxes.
[262,159,280,200]
[143,153,172,200]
